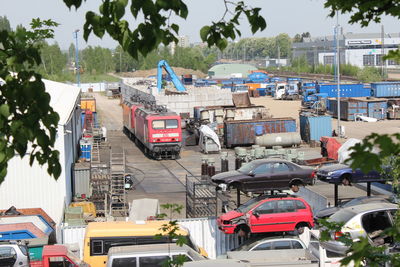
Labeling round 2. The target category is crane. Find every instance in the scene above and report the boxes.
[157,60,186,92]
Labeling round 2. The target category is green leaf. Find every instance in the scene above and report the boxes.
[200,26,210,41]
[0,104,10,118]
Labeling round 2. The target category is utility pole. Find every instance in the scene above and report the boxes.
[119,50,122,72]
[335,12,341,137]
[277,45,281,70]
[73,29,80,88]
[381,25,385,77]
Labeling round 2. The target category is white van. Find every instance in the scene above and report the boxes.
[106,243,205,267]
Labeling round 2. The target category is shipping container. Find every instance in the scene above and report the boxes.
[224,118,296,148]
[256,88,266,96]
[248,72,269,83]
[300,113,332,143]
[316,83,371,98]
[73,162,91,198]
[366,99,387,120]
[80,98,96,112]
[371,82,400,98]
[328,98,369,120]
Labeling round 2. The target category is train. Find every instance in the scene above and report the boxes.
[122,101,182,159]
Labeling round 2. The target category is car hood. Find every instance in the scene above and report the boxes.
[219,210,244,221]
[315,207,341,219]
[211,170,243,182]
[318,164,350,172]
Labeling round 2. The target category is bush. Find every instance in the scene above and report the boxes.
[356,67,383,83]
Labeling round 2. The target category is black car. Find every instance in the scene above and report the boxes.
[211,159,316,192]
[314,196,392,220]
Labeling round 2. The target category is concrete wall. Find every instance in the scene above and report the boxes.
[121,79,233,116]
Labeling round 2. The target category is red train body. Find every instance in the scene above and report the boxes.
[122,101,182,159]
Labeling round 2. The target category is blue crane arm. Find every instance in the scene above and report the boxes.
[157,60,186,92]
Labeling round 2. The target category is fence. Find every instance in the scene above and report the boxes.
[58,217,239,260]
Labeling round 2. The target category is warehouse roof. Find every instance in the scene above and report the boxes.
[44,79,80,125]
[208,63,257,79]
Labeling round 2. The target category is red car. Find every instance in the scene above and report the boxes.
[217,195,314,235]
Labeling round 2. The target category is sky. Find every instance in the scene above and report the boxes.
[3,0,400,50]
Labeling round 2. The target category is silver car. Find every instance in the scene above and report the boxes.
[231,236,306,251]
[321,202,398,255]
[0,241,30,267]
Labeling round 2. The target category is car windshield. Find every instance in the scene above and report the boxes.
[231,239,259,251]
[329,209,355,223]
[238,162,257,174]
[236,197,262,213]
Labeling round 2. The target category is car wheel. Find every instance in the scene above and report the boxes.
[235,224,250,237]
[341,174,352,186]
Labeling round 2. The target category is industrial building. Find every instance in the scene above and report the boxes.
[292,32,400,68]
[0,79,81,225]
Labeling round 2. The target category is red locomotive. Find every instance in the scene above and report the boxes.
[122,101,182,159]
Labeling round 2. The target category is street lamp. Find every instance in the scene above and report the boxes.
[73,29,80,88]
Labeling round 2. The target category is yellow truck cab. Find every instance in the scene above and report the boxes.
[83,221,207,267]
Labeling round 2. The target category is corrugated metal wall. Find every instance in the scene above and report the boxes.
[178,217,240,259]
[60,225,87,259]
[59,218,240,260]
[371,82,400,97]
[0,95,81,225]
[300,114,332,142]
[0,138,67,225]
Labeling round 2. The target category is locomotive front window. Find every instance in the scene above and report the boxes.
[152,120,165,129]
[166,119,178,129]
[152,120,178,129]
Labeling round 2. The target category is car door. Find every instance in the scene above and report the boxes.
[248,200,279,233]
[245,163,273,190]
[272,200,298,231]
[270,162,293,188]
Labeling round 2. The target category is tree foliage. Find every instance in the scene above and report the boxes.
[0,19,61,183]
[0,16,11,32]
[62,0,266,59]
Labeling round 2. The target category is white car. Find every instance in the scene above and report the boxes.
[321,202,398,255]
[231,236,306,251]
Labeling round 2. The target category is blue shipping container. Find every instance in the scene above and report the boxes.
[224,118,296,148]
[367,100,387,120]
[371,82,400,98]
[248,72,269,82]
[317,84,371,98]
[256,88,266,96]
[328,98,368,121]
[299,114,332,142]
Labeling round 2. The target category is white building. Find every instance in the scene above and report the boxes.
[293,32,400,69]
[0,79,81,224]
[178,35,190,48]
